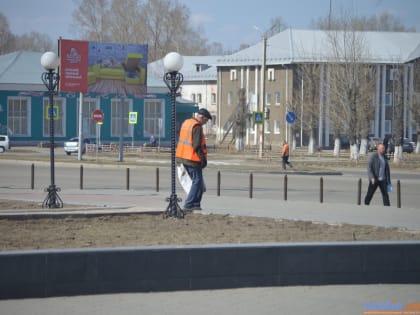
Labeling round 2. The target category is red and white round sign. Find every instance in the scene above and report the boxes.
[92,109,104,123]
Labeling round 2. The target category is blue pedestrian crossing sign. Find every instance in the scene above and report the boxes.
[45,105,59,120]
[129,112,138,124]
[254,111,263,124]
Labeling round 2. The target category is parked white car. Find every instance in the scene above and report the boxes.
[0,135,10,153]
[64,137,94,155]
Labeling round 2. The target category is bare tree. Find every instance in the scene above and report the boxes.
[108,0,142,44]
[312,12,416,32]
[412,61,420,153]
[326,28,376,160]
[139,0,208,61]
[0,13,15,54]
[392,67,405,161]
[14,32,54,52]
[0,13,53,53]
[295,63,322,154]
[266,16,288,37]
[71,0,112,41]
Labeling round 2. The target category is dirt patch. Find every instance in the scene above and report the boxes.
[1,199,420,251]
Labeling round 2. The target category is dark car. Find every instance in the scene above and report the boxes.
[384,138,413,154]
[402,138,414,153]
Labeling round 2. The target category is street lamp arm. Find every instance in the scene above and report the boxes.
[41,71,60,93]
[163,72,184,93]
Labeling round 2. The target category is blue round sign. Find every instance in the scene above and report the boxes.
[286,111,296,123]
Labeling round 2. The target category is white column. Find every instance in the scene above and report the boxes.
[403,64,408,138]
[318,64,324,147]
[381,65,386,139]
[77,93,84,161]
[408,63,414,140]
[374,65,381,137]
[324,65,330,147]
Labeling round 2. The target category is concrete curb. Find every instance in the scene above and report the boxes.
[1,241,420,299]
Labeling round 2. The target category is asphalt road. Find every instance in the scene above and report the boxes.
[1,154,419,208]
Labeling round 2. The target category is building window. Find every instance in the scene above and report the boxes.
[211,93,216,104]
[197,93,202,104]
[268,68,275,81]
[7,97,31,136]
[274,120,281,134]
[227,91,233,106]
[230,69,237,81]
[191,94,196,103]
[385,93,392,106]
[43,97,65,137]
[266,93,271,105]
[77,98,99,138]
[385,120,392,134]
[111,98,133,137]
[264,120,270,133]
[275,92,281,105]
[369,120,375,135]
[390,68,398,81]
[144,99,164,137]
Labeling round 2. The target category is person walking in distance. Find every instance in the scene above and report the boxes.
[281,140,293,170]
[364,143,391,206]
[176,108,212,211]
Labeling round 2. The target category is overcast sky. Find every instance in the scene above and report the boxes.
[1,0,419,50]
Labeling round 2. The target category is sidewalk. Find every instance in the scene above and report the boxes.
[2,185,420,314]
[1,187,420,230]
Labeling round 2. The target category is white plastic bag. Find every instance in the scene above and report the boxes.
[177,164,192,194]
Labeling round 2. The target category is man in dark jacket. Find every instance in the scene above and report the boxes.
[364,143,391,206]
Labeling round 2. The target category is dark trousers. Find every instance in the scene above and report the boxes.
[282,155,292,169]
[183,165,204,209]
[364,179,390,206]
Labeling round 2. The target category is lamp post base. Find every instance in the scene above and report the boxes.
[42,185,63,208]
[164,194,184,218]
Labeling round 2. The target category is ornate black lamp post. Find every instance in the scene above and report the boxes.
[163,52,184,218]
[41,51,63,208]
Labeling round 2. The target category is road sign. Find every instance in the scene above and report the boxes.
[92,109,104,123]
[45,105,59,120]
[129,112,138,124]
[286,111,297,124]
[254,111,263,124]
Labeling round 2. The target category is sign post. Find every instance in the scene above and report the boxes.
[128,112,138,147]
[92,109,104,161]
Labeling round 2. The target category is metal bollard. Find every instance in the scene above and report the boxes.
[320,177,324,203]
[397,180,401,208]
[357,178,362,205]
[217,171,221,196]
[80,165,83,190]
[31,163,34,190]
[284,175,288,201]
[249,172,253,199]
[156,168,159,192]
[126,168,130,191]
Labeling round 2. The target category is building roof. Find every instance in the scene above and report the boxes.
[148,55,221,81]
[217,29,420,66]
[0,50,167,91]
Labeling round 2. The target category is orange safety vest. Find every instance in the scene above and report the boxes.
[176,118,207,162]
[282,143,289,156]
